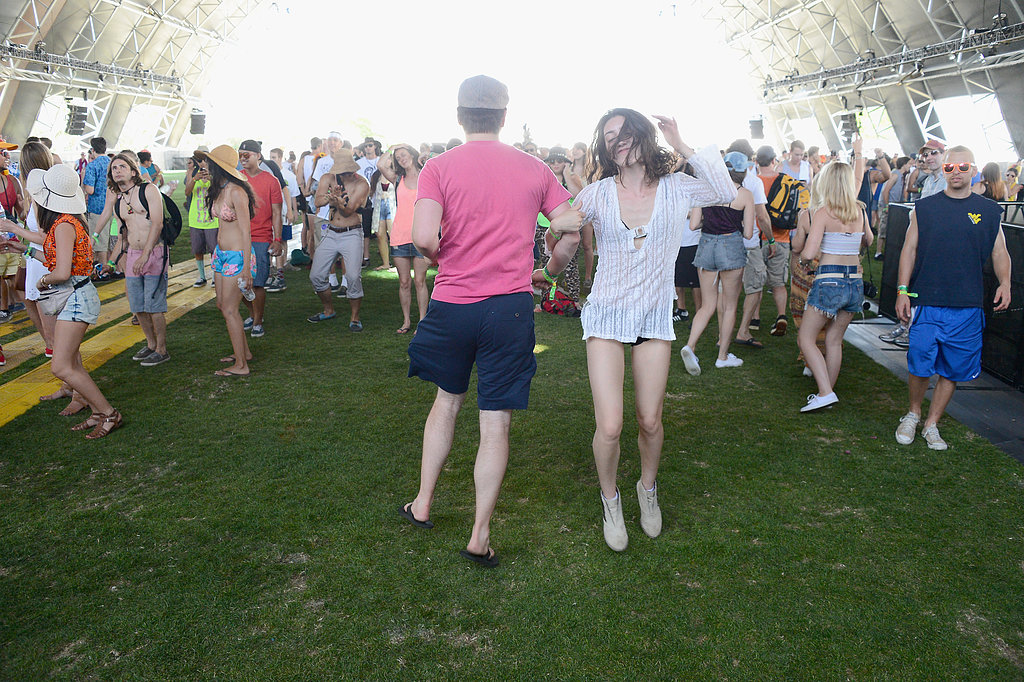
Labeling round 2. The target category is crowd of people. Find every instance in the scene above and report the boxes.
[0,74,1014,558]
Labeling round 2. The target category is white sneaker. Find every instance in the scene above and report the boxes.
[802,365,814,377]
[800,392,839,412]
[600,489,628,552]
[636,480,662,538]
[680,345,701,376]
[921,424,948,450]
[715,353,743,368]
[895,412,920,445]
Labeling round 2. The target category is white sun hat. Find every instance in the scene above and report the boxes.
[26,165,87,214]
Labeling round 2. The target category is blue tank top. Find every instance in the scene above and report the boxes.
[701,205,743,236]
[910,192,1002,308]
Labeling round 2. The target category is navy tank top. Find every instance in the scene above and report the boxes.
[910,192,1002,308]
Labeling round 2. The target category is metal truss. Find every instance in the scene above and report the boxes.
[763,21,1024,98]
[1,0,263,147]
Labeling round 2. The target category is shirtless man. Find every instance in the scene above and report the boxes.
[307,153,370,330]
[99,153,170,365]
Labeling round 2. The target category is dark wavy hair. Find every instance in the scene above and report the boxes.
[588,108,675,185]
[206,163,256,220]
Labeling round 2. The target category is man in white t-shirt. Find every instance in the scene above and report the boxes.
[725,140,772,346]
[356,138,380,266]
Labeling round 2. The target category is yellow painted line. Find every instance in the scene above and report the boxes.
[0,269,202,373]
[0,279,216,427]
[0,260,196,342]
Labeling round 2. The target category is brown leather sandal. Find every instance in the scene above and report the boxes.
[85,409,123,439]
[71,411,103,431]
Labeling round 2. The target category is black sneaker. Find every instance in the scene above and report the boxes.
[330,282,342,293]
[873,253,884,261]
[671,308,689,323]
[750,318,761,331]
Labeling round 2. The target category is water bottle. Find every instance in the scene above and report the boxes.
[238,278,256,301]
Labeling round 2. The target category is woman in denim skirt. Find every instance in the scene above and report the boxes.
[680,151,755,372]
[796,161,873,412]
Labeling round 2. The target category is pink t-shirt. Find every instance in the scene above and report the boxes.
[416,141,571,304]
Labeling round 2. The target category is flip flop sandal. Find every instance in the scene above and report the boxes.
[396,326,411,334]
[459,548,499,568]
[733,338,764,348]
[214,369,249,377]
[398,503,433,529]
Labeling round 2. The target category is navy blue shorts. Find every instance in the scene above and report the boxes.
[907,305,984,382]
[408,293,537,410]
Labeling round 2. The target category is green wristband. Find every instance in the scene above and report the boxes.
[542,266,557,284]
[767,238,776,244]
[546,226,562,241]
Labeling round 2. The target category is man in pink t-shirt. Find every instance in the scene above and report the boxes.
[398,75,582,568]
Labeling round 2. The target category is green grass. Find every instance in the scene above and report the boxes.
[2,192,1024,678]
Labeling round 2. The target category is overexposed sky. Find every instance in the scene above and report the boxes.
[192,0,766,155]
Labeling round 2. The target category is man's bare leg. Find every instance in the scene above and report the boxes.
[737,290,762,341]
[136,312,157,351]
[408,388,466,521]
[907,374,930,416]
[923,376,957,428]
[466,408,512,556]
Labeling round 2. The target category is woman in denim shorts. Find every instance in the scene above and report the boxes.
[2,164,122,437]
[680,151,755,372]
[796,161,873,412]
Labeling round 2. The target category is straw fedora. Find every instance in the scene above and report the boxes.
[194,144,247,182]
[328,152,359,175]
[26,165,86,214]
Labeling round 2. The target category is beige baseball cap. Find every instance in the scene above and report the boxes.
[457,75,509,110]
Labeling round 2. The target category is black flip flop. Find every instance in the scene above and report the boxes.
[398,503,433,529]
[459,548,499,568]
[733,338,764,348]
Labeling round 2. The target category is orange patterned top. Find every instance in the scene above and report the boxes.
[43,214,93,276]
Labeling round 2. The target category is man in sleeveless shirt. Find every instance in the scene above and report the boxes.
[894,145,1011,451]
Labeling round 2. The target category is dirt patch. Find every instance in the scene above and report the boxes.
[288,572,307,592]
[386,624,492,653]
[820,506,866,518]
[280,553,310,564]
[957,609,1024,669]
[54,638,86,661]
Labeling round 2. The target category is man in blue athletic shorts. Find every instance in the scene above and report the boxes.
[397,75,582,568]
[894,145,1012,450]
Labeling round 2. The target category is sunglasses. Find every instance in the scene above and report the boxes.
[942,162,972,173]
[238,151,254,160]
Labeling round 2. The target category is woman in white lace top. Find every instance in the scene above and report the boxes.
[569,108,735,551]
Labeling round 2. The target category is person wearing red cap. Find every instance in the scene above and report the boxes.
[917,139,947,199]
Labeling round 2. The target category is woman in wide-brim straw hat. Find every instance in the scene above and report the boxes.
[0,163,123,438]
[194,144,258,377]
